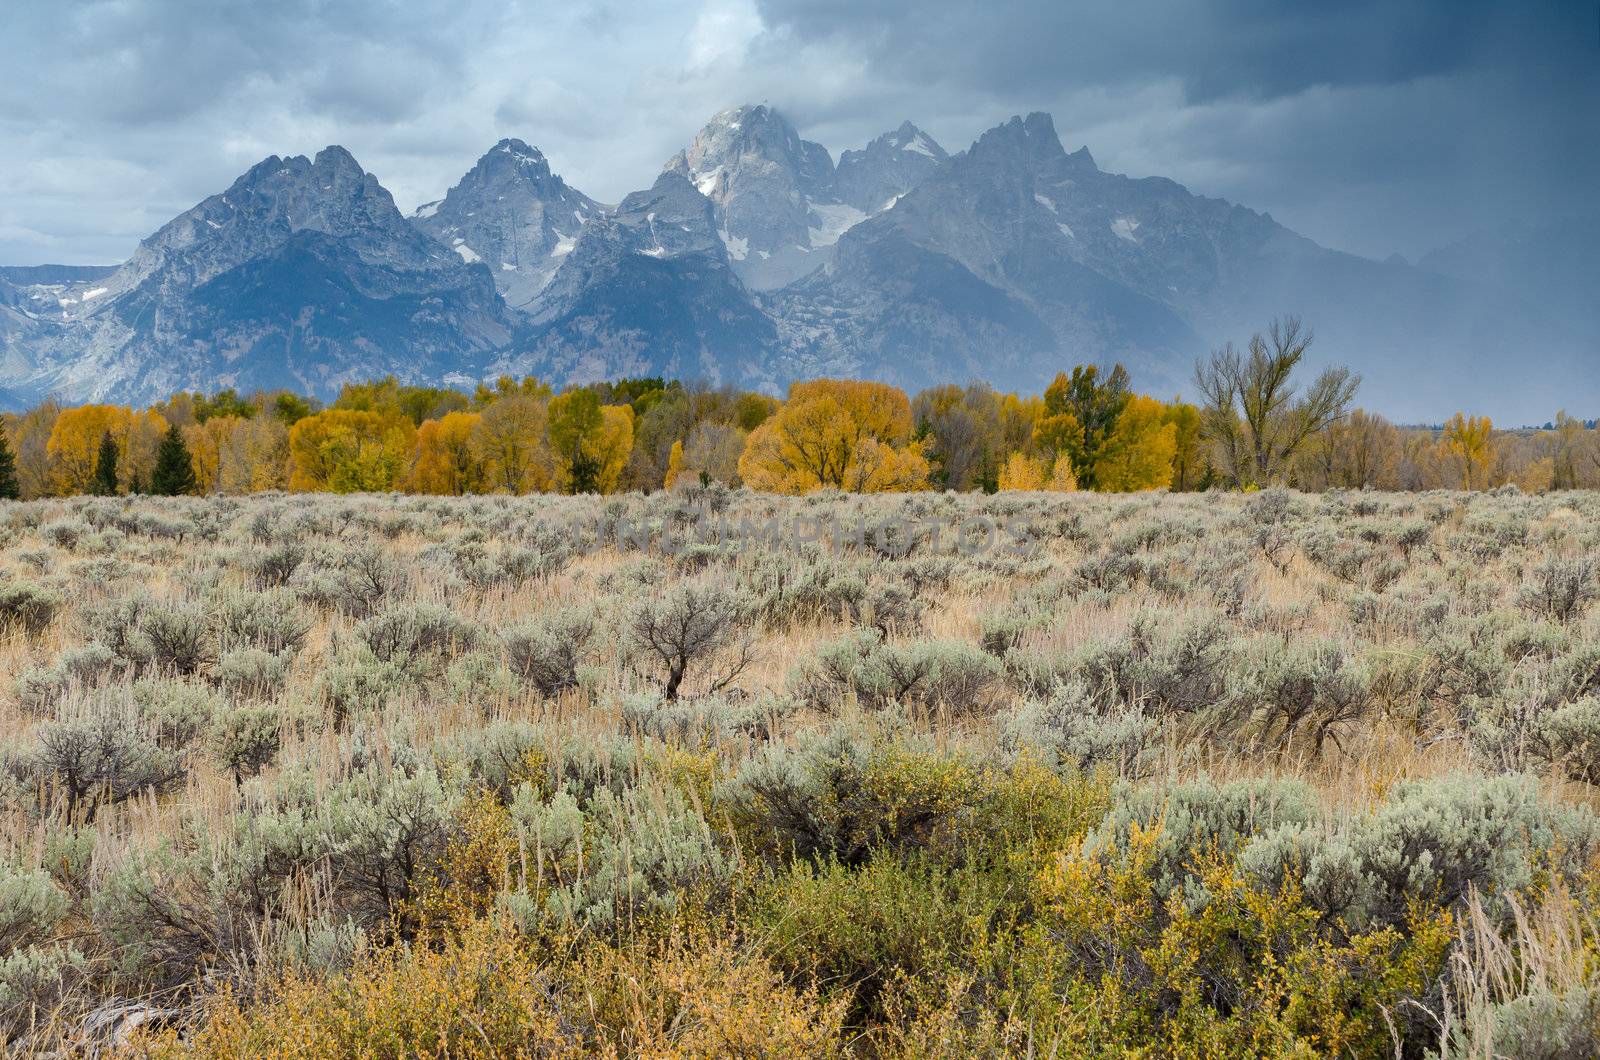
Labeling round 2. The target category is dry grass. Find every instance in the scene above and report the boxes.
[0,485,1598,1055]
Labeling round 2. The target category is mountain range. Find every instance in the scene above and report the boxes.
[2,104,1594,421]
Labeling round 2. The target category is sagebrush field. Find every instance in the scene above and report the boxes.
[2,485,1599,1056]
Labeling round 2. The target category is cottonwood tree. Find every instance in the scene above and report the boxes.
[1439,412,1496,490]
[1194,317,1359,488]
[469,394,552,493]
[1093,394,1177,492]
[1037,364,1131,489]
[738,379,928,493]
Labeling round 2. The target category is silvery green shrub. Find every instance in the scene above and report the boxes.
[0,944,85,1042]
[38,824,95,898]
[93,840,259,984]
[1084,776,1320,909]
[320,765,458,922]
[355,603,476,672]
[76,592,152,661]
[740,551,920,632]
[293,544,411,618]
[446,650,517,704]
[1239,774,1599,929]
[1536,699,1600,783]
[1518,558,1598,624]
[213,588,311,657]
[39,519,86,551]
[315,647,416,725]
[1010,615,1235,718]
[25,694,187,819]
[208,704,289,786]
[128,601,212,675]
[14,642,120,715]
[715,725,967,867]
[128,678,220,751]
[248,540,308,589]
[1470,677,1600,784]
[621,692,788,747]
[1237,640,1369,754]
[437,721,546,797]
[1446,986,1600,1060]
[505,779,729,929]
[0,863,67,951]
[0,580,64,638]
[795,629,999,714]
[627,582,754,701]
[216,648,292,699]
[1000,678,1158,778]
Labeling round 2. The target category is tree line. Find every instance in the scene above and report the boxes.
[1,317,1597,500]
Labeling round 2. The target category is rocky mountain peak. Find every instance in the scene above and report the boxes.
[667,104,834,200]
[834,120,949,213]
[410,137,601,309]
[662,104,847,289]
[969,112,1069,169]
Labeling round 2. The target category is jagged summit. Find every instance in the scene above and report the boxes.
[662,104,840,289]
[834,121,949,213]
[410,138,601,309]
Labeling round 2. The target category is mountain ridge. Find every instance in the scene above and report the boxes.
[1,106,1592,421]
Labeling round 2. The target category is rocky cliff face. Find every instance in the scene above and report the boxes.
[658,105,948,293]
[833,120,949,214]
[495,172,775,387]
[411,139,603,312]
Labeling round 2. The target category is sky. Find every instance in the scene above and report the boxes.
[2,0,1595,267]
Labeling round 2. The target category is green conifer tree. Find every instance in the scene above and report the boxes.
[150,423,198,496]
[92,433,119,496]
[0,426,20,500]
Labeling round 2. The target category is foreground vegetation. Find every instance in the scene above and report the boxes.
[1,485,1598,1056]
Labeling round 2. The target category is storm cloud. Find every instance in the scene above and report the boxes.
[3,0,1594,265]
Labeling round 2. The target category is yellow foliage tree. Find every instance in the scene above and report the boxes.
[738,379,926,493]
[217,416,290,492]
[469,394,552,493]
[46,405,168,494]
[997,451,1045,491]
[183,416,248,495]
[997,451,1076,492]
[1162,401,1205,491]
[841,438,932,493]
[1093,395,1177,492]
[592,404,636,494]
[1440,413,1495,490]
[407,411,484,495]
[287,409,416,493]
[663,439,686,490]
[1047,456,1078,491]
[8,401,61,499]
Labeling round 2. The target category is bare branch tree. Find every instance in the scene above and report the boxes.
[1194,317,1359,487]
[628,583,754,700]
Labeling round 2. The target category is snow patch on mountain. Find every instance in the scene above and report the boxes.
[807,203,867,248]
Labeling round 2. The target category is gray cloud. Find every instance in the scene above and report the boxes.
[1,0,1594,266]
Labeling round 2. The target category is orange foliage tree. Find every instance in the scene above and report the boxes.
[738,380,928,493]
